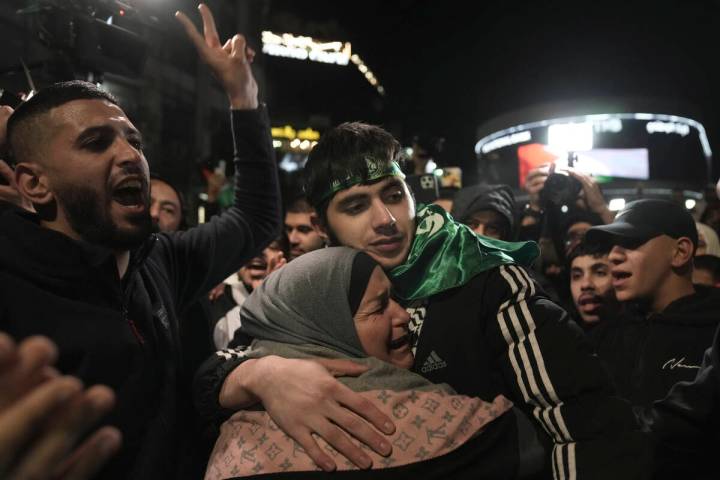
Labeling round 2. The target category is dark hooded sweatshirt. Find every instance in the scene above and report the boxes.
[450,183,516,238]
[0,107,281,479]
[640,324,720,480]
[593,285,720,409]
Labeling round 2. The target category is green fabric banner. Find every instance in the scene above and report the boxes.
[389,203,539,300]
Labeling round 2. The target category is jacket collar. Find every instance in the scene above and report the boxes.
[0,207,156,283]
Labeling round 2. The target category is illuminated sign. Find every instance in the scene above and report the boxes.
[475,112,711,189]
[646,120,690,137]
[262,31,351,66]
[548,123,594,151]
[480,131,531,154]
[271,125,320,141]
[350,53,385,96]
[475,113,711,159]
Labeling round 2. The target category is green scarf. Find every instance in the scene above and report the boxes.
[389,203,539,300]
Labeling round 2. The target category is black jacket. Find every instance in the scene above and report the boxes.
[196,264,651,480]
[593,286,720,409]
[641,324,720,479]
[0,107,281,479]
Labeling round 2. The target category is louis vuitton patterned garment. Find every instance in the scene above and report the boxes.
[205,390,512,479]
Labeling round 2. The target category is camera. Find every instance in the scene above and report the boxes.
[539,153,582,208]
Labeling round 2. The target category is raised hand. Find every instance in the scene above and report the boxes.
[220,355,395,471]
[0,333,121,480]
[524,164,550,212]
[175,4,258,109]
[566,167,614,223]
[263,246,286,275]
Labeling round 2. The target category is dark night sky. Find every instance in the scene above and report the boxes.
[263,0,720,183]
[2,0,719,187]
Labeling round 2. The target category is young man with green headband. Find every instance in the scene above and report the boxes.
[197,123,650,479]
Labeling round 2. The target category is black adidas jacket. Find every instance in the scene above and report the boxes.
[0,107,281,479]
[195,264,651,480]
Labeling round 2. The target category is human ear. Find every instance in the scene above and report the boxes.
[14,162,53,207]
[671,237,695,268]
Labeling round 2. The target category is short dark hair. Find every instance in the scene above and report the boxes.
[303,122,402,220]
[7,80,119,163]
[694,254,720,283]
[566,238,611,270]
[285,196,315,214]
[562,210,603,237]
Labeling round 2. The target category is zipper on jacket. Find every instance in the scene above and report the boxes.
[121,240,155,346]
[122,303,145,345]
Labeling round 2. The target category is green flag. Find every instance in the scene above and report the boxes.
[389,203,539,300]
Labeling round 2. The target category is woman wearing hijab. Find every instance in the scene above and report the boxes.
[204,247,512,479]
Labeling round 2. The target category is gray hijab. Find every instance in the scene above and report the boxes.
[240,246,455,393]
[239,246,374,358]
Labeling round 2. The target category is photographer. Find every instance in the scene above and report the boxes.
[521,163,615,232]
[519,160,615,309]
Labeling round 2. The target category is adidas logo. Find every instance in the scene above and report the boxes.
[420,350,447,373]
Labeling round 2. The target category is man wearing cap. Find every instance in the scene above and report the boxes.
[198,122,651,479]
[586,199,720,410]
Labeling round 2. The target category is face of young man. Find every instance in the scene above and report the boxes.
[465,209,507,240]
[324,176,416,270]
[353,266,413,369]
[237,239,285,292]
[150,179,182,233]
[285,211,324,260]
[608,235,678,305]
[570,254,616,325]
[35,99,151,250]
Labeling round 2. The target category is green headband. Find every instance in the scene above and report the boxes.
[313,158,405,205]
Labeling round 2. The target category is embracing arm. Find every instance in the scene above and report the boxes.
[485,265,652,480]
[194,341,396,472]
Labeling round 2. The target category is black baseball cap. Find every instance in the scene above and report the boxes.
[585,199,698,248]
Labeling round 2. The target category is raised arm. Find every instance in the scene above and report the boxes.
[153,4,281,308]
[175,4,258,110]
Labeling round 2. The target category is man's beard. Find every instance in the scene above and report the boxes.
[57,184,152,251]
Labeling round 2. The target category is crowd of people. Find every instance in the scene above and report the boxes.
[0,4,718,480]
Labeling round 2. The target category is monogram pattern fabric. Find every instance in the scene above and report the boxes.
[205,391,512,479]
